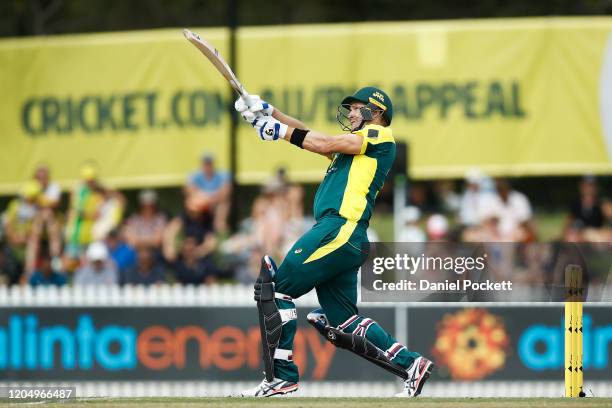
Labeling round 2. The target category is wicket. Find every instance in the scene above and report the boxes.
[564,265,585,398]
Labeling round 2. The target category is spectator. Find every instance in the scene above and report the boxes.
[105,229,137,276]
[426,214,449,241]
[463,205,503,242]
[64,164,106,255]
[602,198,612,240]
[0,235,21,285]
[29,247,67,287]
[34,164,61,210]
[2,181,41,264]
[184,153,231,234]
[603,198,612,224]
[92,188,125,241]
[269,167,305,221]
[164,235,220,285]
[398,206,426,242]
[568,175,604,229]
[275,168,308,255]
[481,179,533,241]
[123,246,165,285]
[220,168,308,270]
[28,165,64,279]
[233,244,264,285]
[433,180,461,214]
[458,169,494,227]
[123,189,167,250]
[251,177,289,260]
[73,241,119,285]
[164,206,216,250]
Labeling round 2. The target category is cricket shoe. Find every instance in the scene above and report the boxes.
[394,356,434,397]
[239,378,298,397]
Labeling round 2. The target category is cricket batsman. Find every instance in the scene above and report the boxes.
[235,87,433,397]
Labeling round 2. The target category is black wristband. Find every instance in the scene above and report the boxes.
[290,128,309,148]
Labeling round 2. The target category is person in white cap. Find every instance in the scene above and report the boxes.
[73,241,118,285]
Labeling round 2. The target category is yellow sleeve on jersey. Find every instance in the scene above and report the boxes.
[354,124,395,155]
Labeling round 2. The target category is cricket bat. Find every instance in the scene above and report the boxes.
[183,28,254,107]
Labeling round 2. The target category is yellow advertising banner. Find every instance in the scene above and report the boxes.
[2,18,612,193]
[236,18,612,183]
[0,28,231,194]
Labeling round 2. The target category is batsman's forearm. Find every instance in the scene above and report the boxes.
[273,109,308,130]
[283,127,331,155]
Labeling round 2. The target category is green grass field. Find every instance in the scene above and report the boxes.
[26,397,612,408]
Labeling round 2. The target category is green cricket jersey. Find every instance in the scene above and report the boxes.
[312,124,396,227]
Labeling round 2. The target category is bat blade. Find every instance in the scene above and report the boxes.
[183,28,252,105]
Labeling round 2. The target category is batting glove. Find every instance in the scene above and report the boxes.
[234,95,274,122]
[251,117,287,141]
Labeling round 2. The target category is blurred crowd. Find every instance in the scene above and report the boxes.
[400,171,612,286]
[400,170,612,244]
[0,154,310,287]
[1,158,611,288]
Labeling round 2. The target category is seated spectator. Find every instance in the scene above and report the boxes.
[426,214,449,241]
[29,247,67,287]
[568,175,604,229]
[251,177,289,260]
[123,246,165,285]
[92,188,125,241]
[233,244,264,285]
[105,229,136,276]
[165,207,215,249]
[463,205,503,242]
[0,235,21,285]
[64,164,106,255]
[164,235,220,285]
[480,179,533,241]
[601,198,612,241]
[28,165,64,280]
[2,181,41,265]
[398,206,426,242]
[273,168,307,255]
[184,153,231,234]
[34,164,61,211]
[123,189,167,250]
[433,180,461,214]
[220,168,308,272]
[458,169,495,227]
[73,241,119,285]
[273,167,305,221]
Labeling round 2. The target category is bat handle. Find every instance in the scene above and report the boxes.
[241,92,256,109]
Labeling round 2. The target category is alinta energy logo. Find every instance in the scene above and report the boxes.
[518,314,612,371]
[601,32,612,162]
[431,308,510,380]
[0,313,336,378]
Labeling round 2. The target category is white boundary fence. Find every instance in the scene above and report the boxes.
[1,284,611,398]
